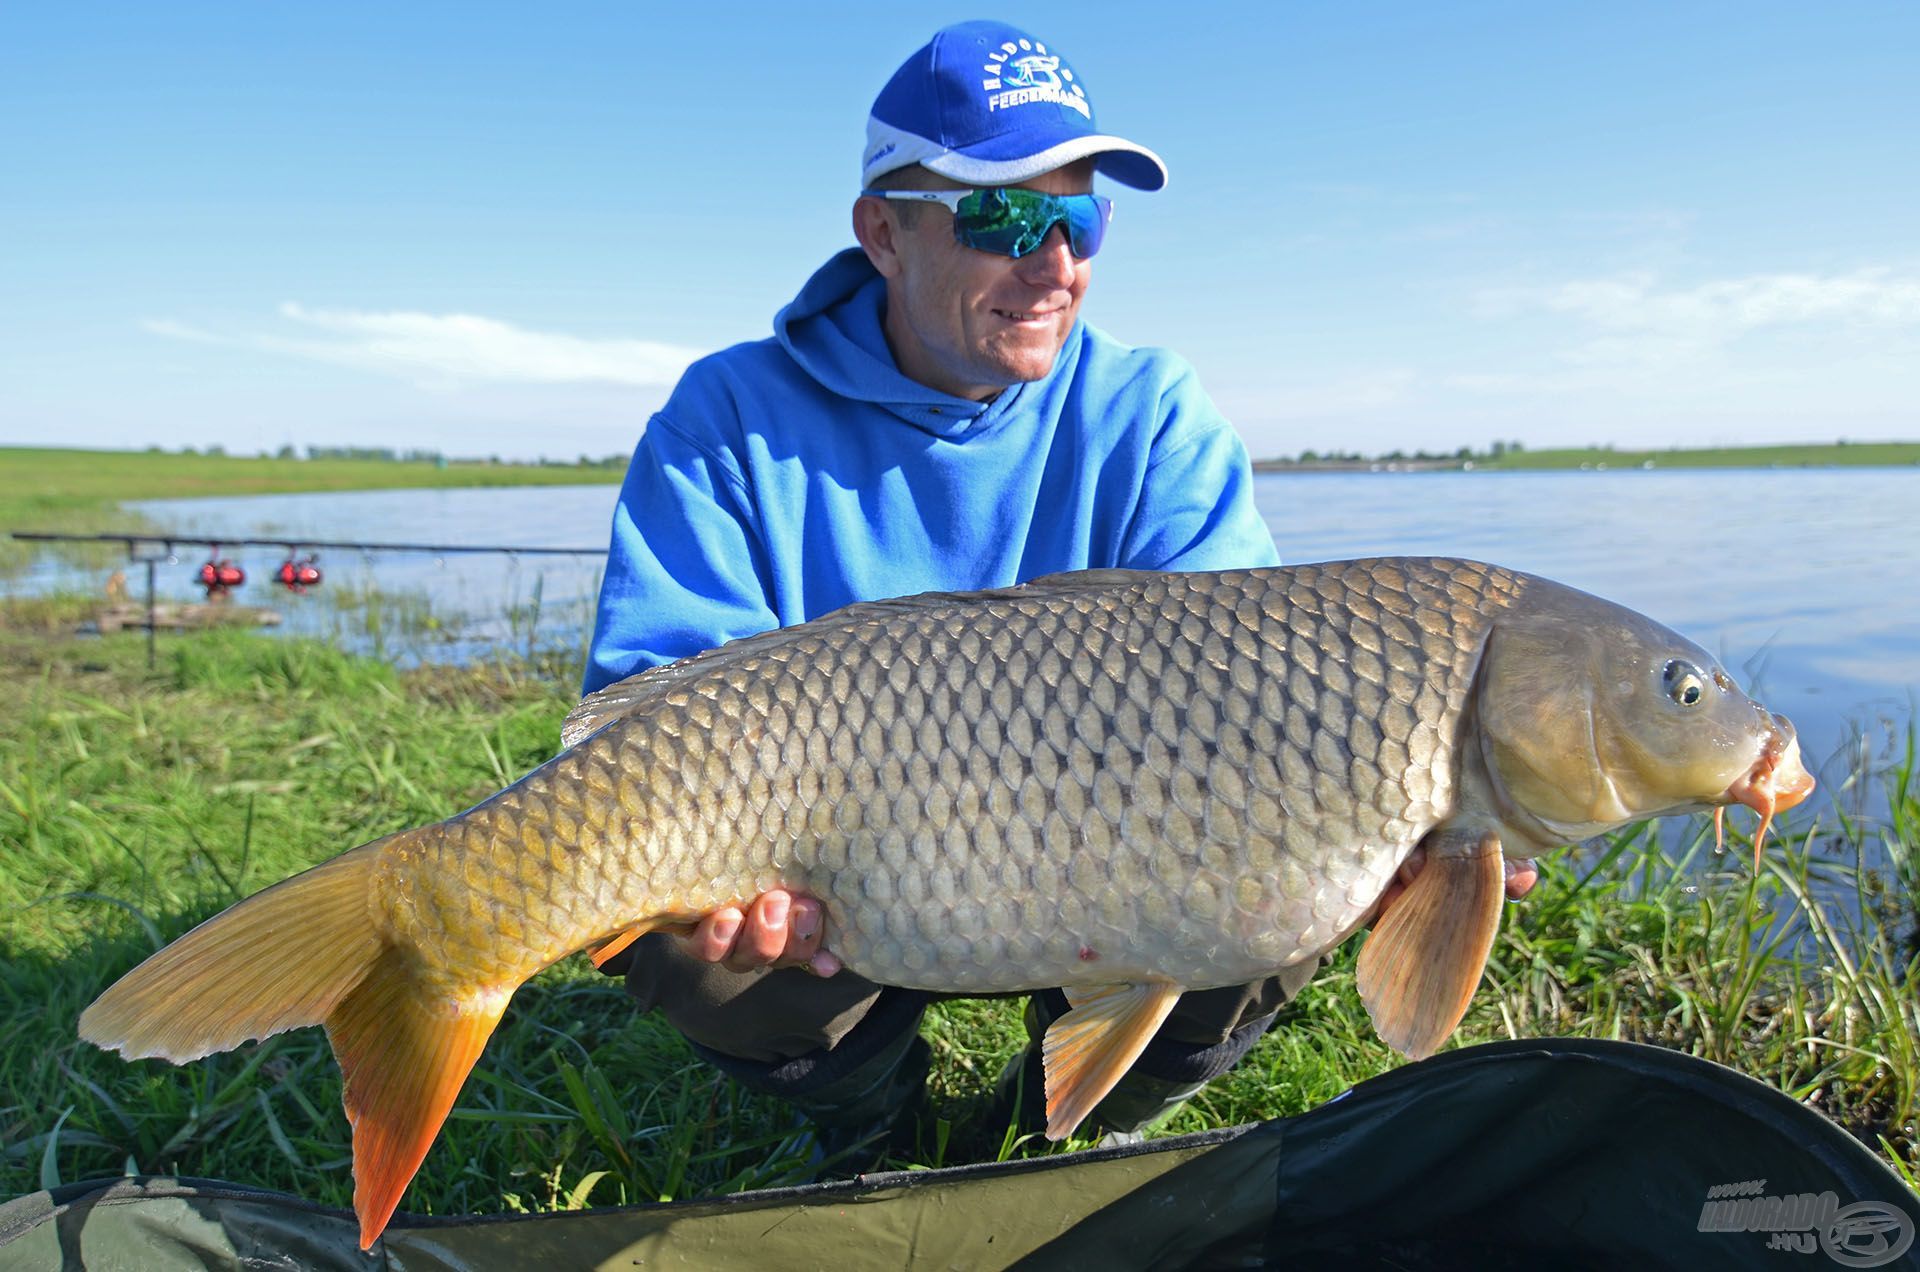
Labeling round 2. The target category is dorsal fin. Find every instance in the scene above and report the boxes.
[560,569,1172,748]
[1021,567,1166,590]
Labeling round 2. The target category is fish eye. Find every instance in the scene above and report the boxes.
[1663,659,1708,707]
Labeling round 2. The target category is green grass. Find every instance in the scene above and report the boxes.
[2,620,1914,1222]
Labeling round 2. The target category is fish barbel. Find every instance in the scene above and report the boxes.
[79,558,1813,1247]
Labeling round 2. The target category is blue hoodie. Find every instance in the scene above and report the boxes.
[582,248,1278,696]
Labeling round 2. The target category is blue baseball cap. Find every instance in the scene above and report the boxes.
[863,20,1168,192]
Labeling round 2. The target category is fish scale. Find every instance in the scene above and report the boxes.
[82,556,1816,1249]
[373,559,1510,996]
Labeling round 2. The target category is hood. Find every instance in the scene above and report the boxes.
[773,247,1049,437]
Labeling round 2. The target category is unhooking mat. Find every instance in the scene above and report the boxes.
[3,1039,1915,1270]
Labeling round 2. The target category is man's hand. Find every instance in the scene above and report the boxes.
[1370,844,1539,924]
[685,853,1535,966]
[678,889,842,976]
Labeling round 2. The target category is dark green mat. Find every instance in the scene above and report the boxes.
[4,1039,1914,1270]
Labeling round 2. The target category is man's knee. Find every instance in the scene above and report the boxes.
[1157,962,1317,1049]
[1026,963,1318,1088]
[620,932,888,1064]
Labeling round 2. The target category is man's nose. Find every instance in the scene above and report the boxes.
[1013,223,1078,287]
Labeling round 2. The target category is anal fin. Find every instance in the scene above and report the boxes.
[587,925,649,969]
[325,948,511,1249]
[1355,828,1505,1060]
[586,912,710,969]
[1042,980,1183,1140]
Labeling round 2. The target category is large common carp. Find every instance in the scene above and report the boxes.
[80,558,1813,1247]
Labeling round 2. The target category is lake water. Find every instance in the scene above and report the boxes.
[1254,468,1920,801]
[12,468,1919,802]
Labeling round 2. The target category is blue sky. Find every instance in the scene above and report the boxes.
[3,2,1915,462]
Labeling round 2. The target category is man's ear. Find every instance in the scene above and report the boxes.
[853,197,905,279]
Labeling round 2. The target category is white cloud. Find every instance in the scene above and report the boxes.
[140,317,223,344]
[1241,369,1419,417]
[142,304,705,388]
[1452,267,1920,395]
[1476,269,1920,342]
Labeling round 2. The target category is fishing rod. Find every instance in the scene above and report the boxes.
[8,530,607,669]
[8,531,604,557]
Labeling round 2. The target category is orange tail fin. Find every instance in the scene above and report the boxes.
[78,840,392,1063]
[78,829,508,1249]
[328,949,508,1248]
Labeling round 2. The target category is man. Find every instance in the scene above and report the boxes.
[583,20,1299,1160]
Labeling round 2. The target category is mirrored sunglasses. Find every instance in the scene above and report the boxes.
[861,187,1113,260]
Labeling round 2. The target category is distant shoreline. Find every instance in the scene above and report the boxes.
[1254,440,1920,473]
[4,440,1917,543]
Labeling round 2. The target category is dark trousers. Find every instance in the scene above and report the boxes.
[618,933,1320,1097]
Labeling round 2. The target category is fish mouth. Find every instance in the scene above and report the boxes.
[1716,714,1815,867]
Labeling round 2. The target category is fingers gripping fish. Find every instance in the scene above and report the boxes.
[78,558,1813,1247]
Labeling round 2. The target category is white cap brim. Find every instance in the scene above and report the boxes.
[864,119,1168,191]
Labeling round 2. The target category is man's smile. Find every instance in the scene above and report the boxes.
[993,306,1064,324]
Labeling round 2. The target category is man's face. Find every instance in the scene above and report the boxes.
[855,160,1095,402]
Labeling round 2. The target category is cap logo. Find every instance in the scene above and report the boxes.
[980,38,1089,118]
[1000,53,1058,90]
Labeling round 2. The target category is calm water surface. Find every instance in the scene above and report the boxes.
[15,468,1917,796]
[1256,468,1920,793]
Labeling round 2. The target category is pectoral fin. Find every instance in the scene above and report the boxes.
[1041,980,1183,1140]
[1355,829,1505,1060]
